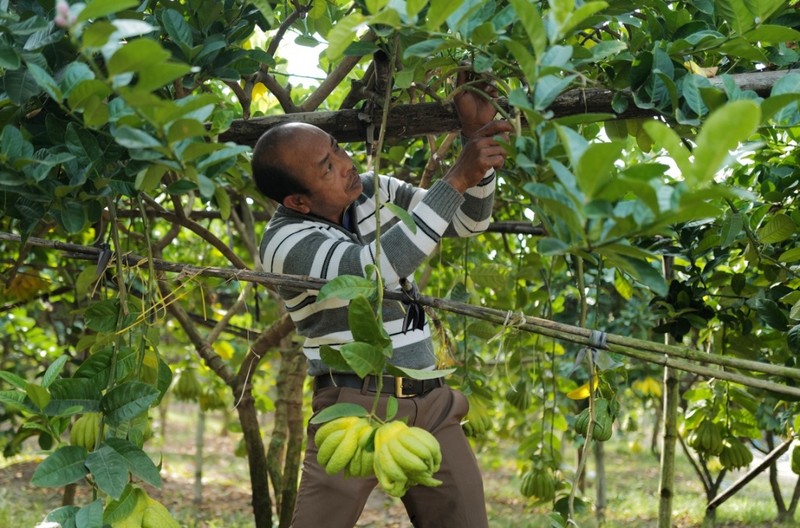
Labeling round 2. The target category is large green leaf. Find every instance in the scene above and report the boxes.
[31,445,89,487]
[42,355,69,388]
[309,402,368,424]
[716,0,754,34]
[348,296,391,348]
[108,39,170,76]
[77,0,139,22]
[340,342,386,378]
[757,213,795,244]
[508,0,546,57]
[690,100,760,185]
[101,381,160,426]
[575,141,623,199]
[46,378,102,415]
[75,500,103,528]
[85,445,130,499]
[325,12,365,60]
[105,438,162,488]
[426,0,461,30]
[317,275,378,303]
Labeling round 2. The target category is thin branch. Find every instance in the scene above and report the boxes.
[299,30,377,112]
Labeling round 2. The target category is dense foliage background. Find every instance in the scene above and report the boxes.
[2,0,800,526]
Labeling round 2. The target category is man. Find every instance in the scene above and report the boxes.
[253,70,512,528]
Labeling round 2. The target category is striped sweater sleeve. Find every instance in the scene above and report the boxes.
[262,179,462,287]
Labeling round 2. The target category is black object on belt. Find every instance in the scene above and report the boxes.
[314,373,444,398]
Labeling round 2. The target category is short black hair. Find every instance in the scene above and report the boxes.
[251,123,309,203]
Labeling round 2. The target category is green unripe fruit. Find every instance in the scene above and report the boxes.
[173,367,202,401]
[574,399,615,441]
[791,445,800,475]
[719,436,753,470]
[70,412,102,451]
[688,419,723,456]
[520,469,555,501]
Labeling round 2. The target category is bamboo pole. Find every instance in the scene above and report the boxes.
[658,257,678,528]
[4,232,800,396]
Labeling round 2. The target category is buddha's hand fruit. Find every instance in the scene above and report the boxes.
[373,420,443,497]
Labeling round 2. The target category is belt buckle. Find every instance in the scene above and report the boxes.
[395,376,416,398]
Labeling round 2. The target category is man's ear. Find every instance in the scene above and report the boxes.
[283,194,311,214]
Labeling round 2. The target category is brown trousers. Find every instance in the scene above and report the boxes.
[290,384,489,528]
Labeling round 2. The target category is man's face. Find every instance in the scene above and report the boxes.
[281,124,363,224]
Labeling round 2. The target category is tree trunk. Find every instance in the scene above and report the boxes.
[236,386,273,528]
[766,432,789,520]
[279,345,307,528]
[194,406,205,505]
[594,440,606,523]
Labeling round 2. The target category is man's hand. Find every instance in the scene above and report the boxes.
[444,120,514,194]
[453,68,501,138]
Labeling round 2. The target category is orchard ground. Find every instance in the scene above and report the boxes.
[2,404,797,528]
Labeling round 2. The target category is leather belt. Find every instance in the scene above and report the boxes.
[314,373,444,398]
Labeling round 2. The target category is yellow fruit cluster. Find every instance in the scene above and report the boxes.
[314,417,443,498]
[112,488,179,528]
[70,412,102,451]
[373,420,442,497]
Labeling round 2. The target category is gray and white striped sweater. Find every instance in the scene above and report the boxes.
[259,171,495,376]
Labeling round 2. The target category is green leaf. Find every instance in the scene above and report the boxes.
[385,396,398,421]
[47,378,102,415]
[27,62,63,102]
[745,25,800,44]
[0,40,20,69]
[791,301,800,321]
[320,346,354,373]
[340,342,386,378]
[560,1,608,38]
[85,445,129,499]
[426,0,461,30]
[162,9,193,50]
[786,325,800,355]
[507,0,546,57]
[757,213,795,244]
[101,381,160,426]
[779,247,800,264]
[75,499,103,528]
[108,39,170,76]
[537,237,570,255]
[103,485,138,524]
[3,67,40,104]
[384,203,417,234]
[575,141,623,198]
[754,298,788,331]
[59,200,87,234]
[113,126,161,149]
[250,0,275,24]
[325,12,364,61]
[0,371,27,390]
[77,0,139,23]
[716,0,754,34]
[309,402,368,424]
[403,38,447,59]
[105,438,161,488]
[85,299,119,332]
[642,121,692,178]
[349,296,391,348]
[31,445,89,487]
[719,211,744,247]
[690,100,760,185]
[317,275,378,303]
[136,62,191,93]
[43,355,69,388]
[613,269,633,300]
[25,382,51,411]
